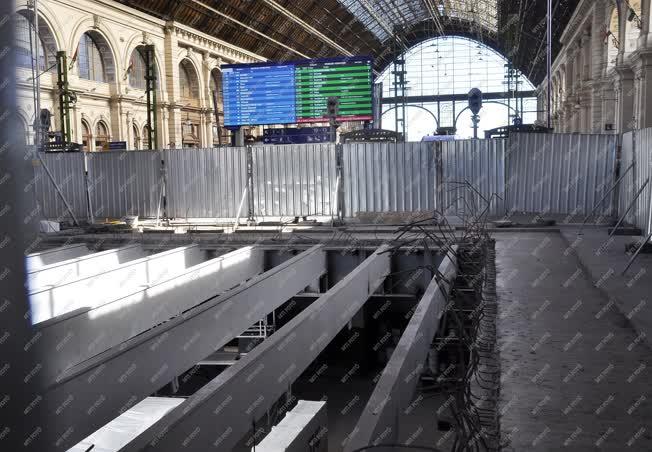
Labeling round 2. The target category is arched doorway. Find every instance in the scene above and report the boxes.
[81,120,91,151]
[179,58,201,147]
[95,121,109,151]
[132,124,141,150]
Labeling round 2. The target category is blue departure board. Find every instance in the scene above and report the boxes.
[222,64,297,126]
[222,57,374,127]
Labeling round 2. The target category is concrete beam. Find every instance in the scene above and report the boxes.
[69,398,185,452]
[29,245,204,324]
[25,244,90,270]
[344,248,458,451]
[38,246,266,384]
[119,245,390,452]
[257,400,328,452]
[27,244,146,291]
[35,245,326,451]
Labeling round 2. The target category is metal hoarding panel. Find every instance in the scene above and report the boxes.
[86,150,162,219]
[634,129,652,234]
[440,139,506,217]
[507,133,617,219]
[252,144,336,218]
[165,147,247,219]
[342,141,436,216]
[33,152,88,221]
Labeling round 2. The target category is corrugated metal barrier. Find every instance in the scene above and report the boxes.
[165,147,247,219]
[252,144,336,218]
[86,150,162,219]
[440,139,506,217]
[35,133,626,224]
[625,129,652,234]
[506,133,618,218]
[619,131,637,228]
[33,152,88,221]
[342,142,436,215]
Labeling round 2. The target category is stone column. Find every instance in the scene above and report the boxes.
[633,51,652,128]
[615,66,636,132]
[164,22,182,148]
[639,0,652,48]
[125,111,133,149]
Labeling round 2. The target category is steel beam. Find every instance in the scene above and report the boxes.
[344,248,458,451]
[191,0,309,59]
[261,0,353,56]
[29,245,204,324]
[27,244,146,291]
[381,91,537,105]
[37,246,266,384]
[25,244,90,270]
[33,245,326,451]
[119,245,390,452]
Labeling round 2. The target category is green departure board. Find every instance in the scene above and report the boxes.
[295,59,373,123]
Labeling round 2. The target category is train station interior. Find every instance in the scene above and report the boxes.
[4,1,652,452]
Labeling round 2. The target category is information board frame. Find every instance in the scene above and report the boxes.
[222,56,374,127]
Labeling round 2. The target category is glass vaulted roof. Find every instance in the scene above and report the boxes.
[337,0,498,42]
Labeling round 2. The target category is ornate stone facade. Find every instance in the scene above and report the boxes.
[539,0,652,134]
[16,0,265,150]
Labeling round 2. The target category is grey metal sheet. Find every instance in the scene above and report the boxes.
[506,133,617,218]
[87,150,162,219]
[33,152,88,221]
[342,142,436,216]
[252,144,337,218]
[619,131,637,228]
[633,129,652,234]
[440,139,506,217]
[165,147,247,219]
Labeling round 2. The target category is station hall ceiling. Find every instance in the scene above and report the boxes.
[118,0,581,85]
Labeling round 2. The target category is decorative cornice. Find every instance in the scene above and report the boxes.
[172,23,264,64]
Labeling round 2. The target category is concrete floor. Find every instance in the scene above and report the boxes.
[496,232,652,451]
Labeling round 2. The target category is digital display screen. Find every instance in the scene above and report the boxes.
[222,57,373,127]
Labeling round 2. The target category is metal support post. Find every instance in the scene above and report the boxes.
[246,145,255,224]
[144,45,158,150]
[56,51,72,146]
[547,0,552,129]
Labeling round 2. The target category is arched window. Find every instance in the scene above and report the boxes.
[377,36,536,140]
[179,59,199,100]
[624,0,642,53]
[95,121,109,151]
[81,120,91,151]
[607,8,620,69]
[16,14,47,71]
[129,48,148,90]
[78,32,109,82]
[132,124,141,150]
